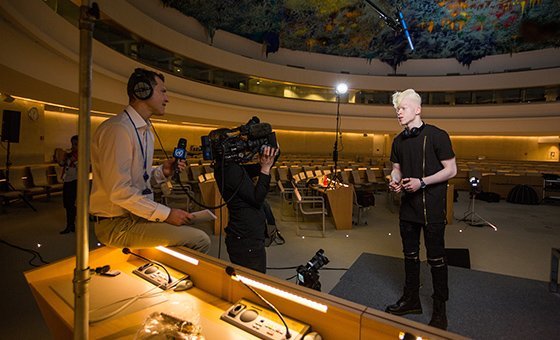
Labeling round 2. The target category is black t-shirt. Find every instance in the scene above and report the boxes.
[390,124,455,224]
[214,163,270,240]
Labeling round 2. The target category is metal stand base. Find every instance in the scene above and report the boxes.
[459,194,497,231]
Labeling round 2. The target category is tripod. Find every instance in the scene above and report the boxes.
[459,190,496,231]
[3,141,36,211]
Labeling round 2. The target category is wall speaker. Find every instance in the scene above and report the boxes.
[445,248,471,269]
[1,110,21,143]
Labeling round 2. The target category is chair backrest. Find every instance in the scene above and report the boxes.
[190,165,202,179]
[7,167,29,190]
[305,170,314,179]
[351,170,363,185]
[366,169,378,183]
[293,186,303,202]
[30,166,50,187]
[340,169,351,184]
[277,167,289,182]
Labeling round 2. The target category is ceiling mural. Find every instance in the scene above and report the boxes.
[160,0,560,69]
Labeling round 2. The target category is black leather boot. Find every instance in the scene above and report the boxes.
[385,289,422,315]
[429,299,447,330]
[59,225,75,234]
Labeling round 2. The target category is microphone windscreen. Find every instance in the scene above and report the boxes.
[122,247,131,254]
[225,266,236,277]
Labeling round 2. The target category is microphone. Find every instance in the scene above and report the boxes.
[173,138,187,179]
[397,10,415,51]
[122,248,172,284]
[173,138,187,163]
[226,266,292,339]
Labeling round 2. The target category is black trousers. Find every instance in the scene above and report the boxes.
[63,180,77,228]
[400,220,448,301]
[225,235,266,273]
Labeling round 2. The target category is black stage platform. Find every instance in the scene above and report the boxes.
[330,253,560,339]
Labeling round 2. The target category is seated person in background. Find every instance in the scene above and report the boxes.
[214,145,279,273]
[89,68,210,253]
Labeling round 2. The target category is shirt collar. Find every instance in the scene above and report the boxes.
[125,105,151,129]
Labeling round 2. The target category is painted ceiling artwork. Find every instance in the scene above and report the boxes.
[160,0,560,69]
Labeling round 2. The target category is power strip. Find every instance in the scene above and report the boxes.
[221,299,310,340]
[133,263,177,290]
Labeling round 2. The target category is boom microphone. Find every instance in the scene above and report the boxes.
[122,247,172,284]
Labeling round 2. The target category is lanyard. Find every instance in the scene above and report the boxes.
[124,110,151,191]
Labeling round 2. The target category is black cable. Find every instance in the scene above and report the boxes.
[0,239,50,267]
[226,267,292,339]
[285,274,297,281]
[153,125,243,210]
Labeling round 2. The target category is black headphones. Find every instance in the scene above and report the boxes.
[402,122,425,138]
[128,68,154,100]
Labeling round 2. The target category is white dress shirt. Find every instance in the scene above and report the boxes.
[89,105,170,221]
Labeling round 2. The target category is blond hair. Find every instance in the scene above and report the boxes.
[392,89,422,109]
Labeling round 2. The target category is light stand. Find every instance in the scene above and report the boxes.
[459,178,497,231]
[329,83,347,188]
[3,140,36,211]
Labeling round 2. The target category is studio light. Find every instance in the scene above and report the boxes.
[469,176,480,188]
[335,83,348,95]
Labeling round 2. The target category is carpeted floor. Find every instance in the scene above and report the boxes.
[330,253,560,339]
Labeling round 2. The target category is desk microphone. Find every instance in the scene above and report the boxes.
[122,247,172,284]
[226,266,292,339]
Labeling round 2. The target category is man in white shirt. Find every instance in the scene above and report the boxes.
[90,68,210,253]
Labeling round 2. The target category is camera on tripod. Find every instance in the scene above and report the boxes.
[201,117,278,164]
[296,249,329,291]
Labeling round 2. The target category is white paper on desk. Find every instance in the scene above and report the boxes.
[186,209,217,225]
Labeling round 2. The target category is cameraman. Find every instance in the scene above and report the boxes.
[214,145,278,273]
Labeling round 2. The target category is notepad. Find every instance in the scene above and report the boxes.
[186,209,217,225]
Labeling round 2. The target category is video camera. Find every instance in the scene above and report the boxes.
[201,116,277,164]
[296,249,329,291]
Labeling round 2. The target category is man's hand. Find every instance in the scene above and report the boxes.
[162,158,187,177]
[258,146,278,175]
[389,178,403,193]
[165,208,194,226]
[402,177,422,193]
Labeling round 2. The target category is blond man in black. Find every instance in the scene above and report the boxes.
[385,89,457,330]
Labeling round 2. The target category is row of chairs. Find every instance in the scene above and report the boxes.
[0,165,64,210]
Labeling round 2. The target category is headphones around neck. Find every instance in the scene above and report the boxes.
[402,122,425,138]
[128,69,154,100]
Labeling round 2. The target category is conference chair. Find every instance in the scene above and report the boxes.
[293,186,326,238]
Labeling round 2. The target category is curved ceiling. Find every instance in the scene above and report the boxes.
[160,0,560,69]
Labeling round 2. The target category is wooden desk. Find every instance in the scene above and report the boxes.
[313,184,353,230]
[26,247,464,339]
[198,180,228,235]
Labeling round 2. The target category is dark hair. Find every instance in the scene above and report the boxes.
[126,68,165,101]
[71,135,78,142]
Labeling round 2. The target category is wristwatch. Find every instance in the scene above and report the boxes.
[420,178,427,189]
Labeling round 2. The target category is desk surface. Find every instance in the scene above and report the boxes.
[26,247,463,339]
[25,249,256,339]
